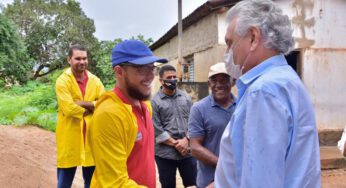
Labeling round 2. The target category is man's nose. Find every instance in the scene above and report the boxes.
[215,81,225,87]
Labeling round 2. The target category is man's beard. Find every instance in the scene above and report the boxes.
[125,77,151,101]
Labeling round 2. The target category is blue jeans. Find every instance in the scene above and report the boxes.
[57,166,95,188]
[155,156,197,188]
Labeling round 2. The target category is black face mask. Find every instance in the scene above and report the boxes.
[163,79,177,90]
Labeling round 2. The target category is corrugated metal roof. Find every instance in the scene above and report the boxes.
[150,0,238,50]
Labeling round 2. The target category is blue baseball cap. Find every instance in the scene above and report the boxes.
[111,40,168,68]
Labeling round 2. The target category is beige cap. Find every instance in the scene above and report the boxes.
[208,62,230,78]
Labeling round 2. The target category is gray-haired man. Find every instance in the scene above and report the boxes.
[214,0,321,187]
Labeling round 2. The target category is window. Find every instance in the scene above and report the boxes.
[182,57,194,82]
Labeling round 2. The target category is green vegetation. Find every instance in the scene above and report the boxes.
[3,0,154,85]
[3,0,99,80]
[0,1,154,131]
[0,80,57,131]
[0,13,31,85]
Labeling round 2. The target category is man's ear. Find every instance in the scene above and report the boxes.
[114,66,125,78]
[67,56,71,65]
[207,80,211,88]
[249,26,261,51]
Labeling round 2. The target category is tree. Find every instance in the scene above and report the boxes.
[94,39,122,86]
[0,13,31,85]
[0,3,4,12]
[3,0,99,79]
[94,35,154,86]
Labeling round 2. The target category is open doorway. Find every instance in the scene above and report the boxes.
[285,50,301,77]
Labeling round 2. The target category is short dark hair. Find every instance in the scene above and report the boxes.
[159,65,176,78]
[68,44,87,58]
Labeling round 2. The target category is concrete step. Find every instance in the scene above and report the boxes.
[319,129,343,146]
[320,146,346,170]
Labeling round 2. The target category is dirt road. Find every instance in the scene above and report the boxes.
[0,125,344,188]
[0,125,83,187]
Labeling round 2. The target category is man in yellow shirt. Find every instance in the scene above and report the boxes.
[89,40,167,187]
[55,44,104,188]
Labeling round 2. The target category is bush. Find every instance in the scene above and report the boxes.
[27,85,57,110]
[0,80,57,131]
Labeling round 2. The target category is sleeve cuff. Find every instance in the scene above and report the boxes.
[156,131,171,144]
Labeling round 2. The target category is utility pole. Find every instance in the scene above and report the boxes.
[177,0,183,81]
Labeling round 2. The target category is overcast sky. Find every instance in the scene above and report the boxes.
[2,0,207,41]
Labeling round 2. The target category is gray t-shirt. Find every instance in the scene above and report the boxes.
[188,95,236,188]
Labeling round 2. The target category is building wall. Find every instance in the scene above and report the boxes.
[303,50,346,129]
[152,13,221,93]
[218,12,227,45]
[152,0,346,129]
[214,1,346,129]
[277,0,346,129]
[194,45,227,81]
[153,13,219,61]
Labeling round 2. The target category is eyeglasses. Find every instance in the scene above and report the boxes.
[120,63,156,75]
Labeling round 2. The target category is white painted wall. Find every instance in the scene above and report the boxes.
[303,50,346,129]
[278,0,346,49]
[217,12,227,45]
[277,0,346,129]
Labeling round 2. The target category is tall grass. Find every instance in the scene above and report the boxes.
[0,80,57,131]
